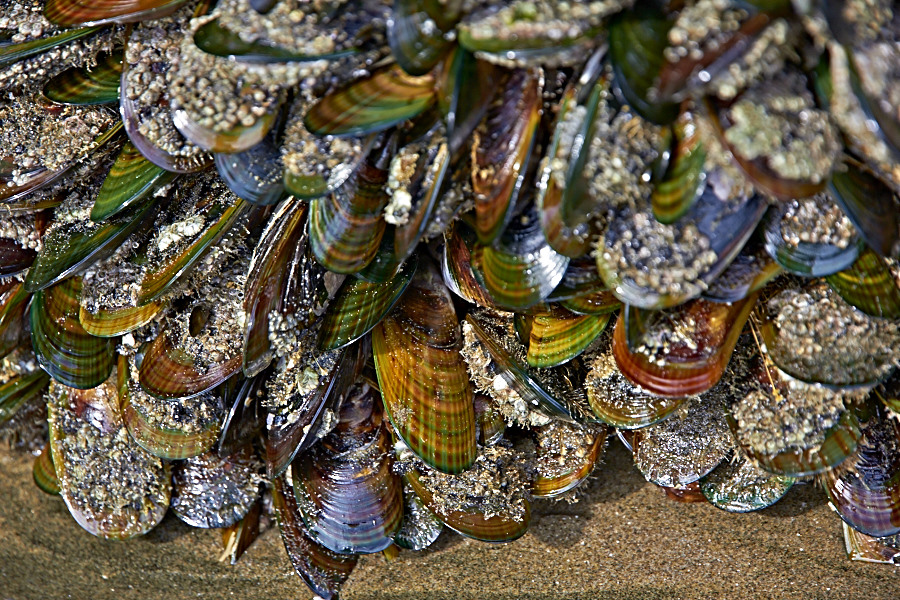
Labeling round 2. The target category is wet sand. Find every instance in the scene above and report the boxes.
[1,442,897,600]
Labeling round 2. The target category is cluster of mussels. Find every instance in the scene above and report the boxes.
[1,0,900,595]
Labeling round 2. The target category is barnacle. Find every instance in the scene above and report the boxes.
[1,0,900,597]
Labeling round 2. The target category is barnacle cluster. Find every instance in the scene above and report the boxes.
[1,0,900,596]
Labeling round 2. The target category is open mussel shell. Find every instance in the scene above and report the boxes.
[48,378,171,539]
[760,283,899,388]
[373,260,476,474]
[120,355,223,460]
[217,375,266,459]
[25,195,158,293]
[0,369,51,427]
[33,443,61,496]
[44,0,190,26]
[826,248,900,320]
[320,253,417,351]
[309,134,393,274]
[613,296,756,399]
[762,197,862,278]
[266,341,366,479]
[699,454,795,513]
[472,69,541,246]
[305,64,436,138]
[584,330,688,429]
[523,305,609,369]
[823,409,900,538]
[631,394,732,488]
[90,141,177,223]
[597,181,767,311]
[474,394,505,447]
[292,382,403,555]
[479,204,569,310]
[388,0,460,76]
[404,446,531,543]
[828,158,900,259]
[530,421,607,499]
[31,278,116,390]
[272,475,358,600]
[221,499,261,565]
[42,51,122,106]
[171,447,262,529]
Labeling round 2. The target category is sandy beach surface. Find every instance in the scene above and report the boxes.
[1,441,897,600]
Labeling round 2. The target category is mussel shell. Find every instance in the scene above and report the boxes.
[171,448,261,529]
[292,384,403,555]
[823,412,900,538]
[272,475,358,600]
[78,300,164,338]
[478,204,569,310]
[393,481,443,551]
[760,283,899,387]
[388,0,460,76]
[842,522,900,565]
[405,453,531,543]
[608,5,679,125]
[304,65,436,138]
[215,107,287,205]
[242,199,315,377]
[699,454,795,513]
[828,158,900,259]
[652,111,707,224]
[373,260,477,474]
[584,331,689,429]
[524,305,610,369]
[31,278,116,390]
[120,355,223,460]
[266,341,366,479]
[0,26,101,69]
[320,253,417,351]
[0,369,51,428]
[762,201,862,278]
[48,378,171,539]
[472,69,541,246]
[0,282,29,361]
[631,394,732,488]
[309,135,393,274]
[25,194,159,293]
[530,421,607,498]
[724,361,863,478]
[826,247,900,320]
[613,297,757,399]
[221,499,261,565]
[90,141,177,223]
